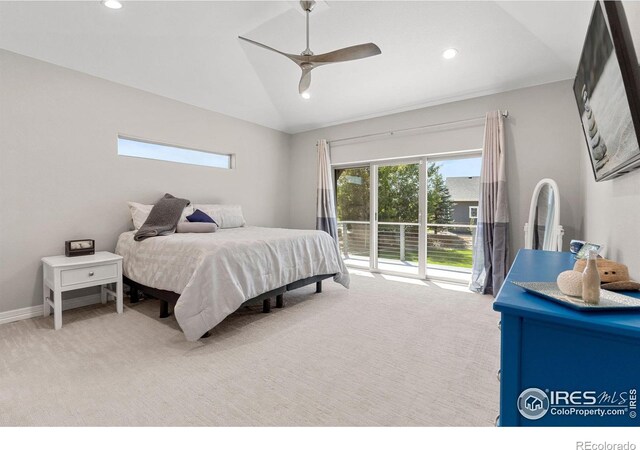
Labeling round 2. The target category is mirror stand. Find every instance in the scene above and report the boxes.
[524,178,565,251]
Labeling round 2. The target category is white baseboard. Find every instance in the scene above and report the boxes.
[0,294,104,326]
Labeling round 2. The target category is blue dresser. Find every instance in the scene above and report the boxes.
[494,249,640,426]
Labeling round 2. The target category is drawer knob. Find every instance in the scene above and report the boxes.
[498,320,501,330]
[497,369,501,382]
[88,271,95,277]
[495,415,500,427]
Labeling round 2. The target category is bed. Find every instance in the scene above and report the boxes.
[115,226,350,341]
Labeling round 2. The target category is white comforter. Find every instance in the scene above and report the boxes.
[115,227,349,340]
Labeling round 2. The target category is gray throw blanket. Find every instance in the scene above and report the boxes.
[134,193,190,241]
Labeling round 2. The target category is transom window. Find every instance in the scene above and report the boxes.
[117,136,233,169]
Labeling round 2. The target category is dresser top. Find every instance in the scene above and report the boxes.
[494,249,640,339]
[42,251,122,268]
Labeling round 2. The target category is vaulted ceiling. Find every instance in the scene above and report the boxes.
[0,1,593,133]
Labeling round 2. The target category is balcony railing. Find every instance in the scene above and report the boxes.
[337,220,476,271]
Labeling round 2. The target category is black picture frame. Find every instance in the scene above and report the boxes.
[573,1,640,182]
[618,1,640,68]
[65,239,95,257]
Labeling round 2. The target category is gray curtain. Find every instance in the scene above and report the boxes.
[316,139,338,240]
[470,111,509,296]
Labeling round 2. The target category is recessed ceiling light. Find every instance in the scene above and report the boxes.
[442,48,458,60]
[301,91,311,100]
[103,0,123,10]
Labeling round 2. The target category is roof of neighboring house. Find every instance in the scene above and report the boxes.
[445,176,480,202]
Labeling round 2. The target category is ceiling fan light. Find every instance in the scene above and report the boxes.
[103,0,123,10]
[442,48,458,60]
[301,91,311,100]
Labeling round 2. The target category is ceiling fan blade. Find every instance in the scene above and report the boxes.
[238,36,306,66]
[299,66,312,94]
[307,43,381,65]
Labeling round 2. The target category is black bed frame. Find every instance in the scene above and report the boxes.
[123,274,335,338]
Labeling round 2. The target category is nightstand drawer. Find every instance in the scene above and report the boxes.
[60,263,118,286]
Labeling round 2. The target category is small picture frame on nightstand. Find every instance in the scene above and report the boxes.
[65,239,95,257]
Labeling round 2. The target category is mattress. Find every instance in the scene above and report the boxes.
[115,226,350,340]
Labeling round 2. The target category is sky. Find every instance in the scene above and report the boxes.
[435,157,482,179]
[118,137,230,169]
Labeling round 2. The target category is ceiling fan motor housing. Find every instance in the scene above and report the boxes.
[300,1,316,13]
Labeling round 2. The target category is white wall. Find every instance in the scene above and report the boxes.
[581,148,640,280]
[0,49,291,313]
[289,80,587,262]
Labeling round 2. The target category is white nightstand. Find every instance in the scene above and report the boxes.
[41,251,123,330]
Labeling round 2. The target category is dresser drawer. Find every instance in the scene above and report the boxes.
[60,263,118,287]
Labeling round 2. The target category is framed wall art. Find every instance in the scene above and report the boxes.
[573,1,640,181]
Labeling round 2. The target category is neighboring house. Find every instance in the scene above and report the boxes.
[445,176,480,225]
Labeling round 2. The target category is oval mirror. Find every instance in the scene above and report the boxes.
[524,179,565,251]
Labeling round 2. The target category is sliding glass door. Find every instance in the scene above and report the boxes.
[335,166,371,269]
[335,153,480,281]
[376,162,421,276]
[425,156,481,282]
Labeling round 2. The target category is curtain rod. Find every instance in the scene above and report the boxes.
[324,110,509,146]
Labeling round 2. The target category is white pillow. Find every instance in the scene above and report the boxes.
[176,222,218,233]
[192,204,246,229]
[127,201,194,230]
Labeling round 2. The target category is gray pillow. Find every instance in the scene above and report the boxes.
[176,222,218,233]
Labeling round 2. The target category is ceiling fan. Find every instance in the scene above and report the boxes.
[239,0,381,97]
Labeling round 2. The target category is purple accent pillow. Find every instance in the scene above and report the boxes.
[187,209,218,225]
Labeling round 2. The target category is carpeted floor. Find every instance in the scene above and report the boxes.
[0,271,500,426]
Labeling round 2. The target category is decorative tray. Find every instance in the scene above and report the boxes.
[511,281,640,311]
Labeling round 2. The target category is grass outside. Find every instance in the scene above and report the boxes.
[427,248,473,268]
[376,248,473,269]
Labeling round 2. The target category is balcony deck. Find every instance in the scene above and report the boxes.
[338,220,475,284]
[342,254,471,284]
